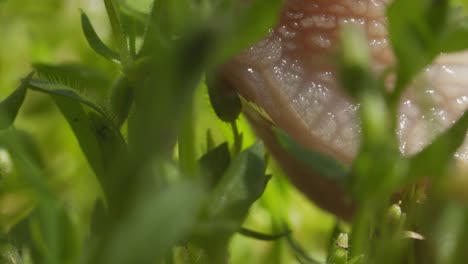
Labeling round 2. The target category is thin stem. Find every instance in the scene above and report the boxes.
[178,97,197,175]
[128,21,137,58]
[103,0,132,67]
[231,121,242,155]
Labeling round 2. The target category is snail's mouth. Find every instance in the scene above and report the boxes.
[221,0,468,217]
[222,0,468,165]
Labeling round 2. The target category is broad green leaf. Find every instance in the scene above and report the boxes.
[274,128,349,183]
[408,109,468,181]
[50,96,105,178]
[52,97,127,204]
[80,11,120,62]
[191,143,267,262]
[204,143,267,233]
[0,72,33,129]
[96,181,204,264]
[28,79,127,203]
[199,142,230,189]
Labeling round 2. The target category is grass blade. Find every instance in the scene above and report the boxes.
[80,10,120,62]
[0,72,33,129]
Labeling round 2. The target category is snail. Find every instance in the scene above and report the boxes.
[217,0,468,220]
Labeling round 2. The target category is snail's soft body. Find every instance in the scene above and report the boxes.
[221,0,468,219]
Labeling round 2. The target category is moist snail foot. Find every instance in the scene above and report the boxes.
[221,0,468,218]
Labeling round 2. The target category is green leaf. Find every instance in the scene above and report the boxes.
[29,79,109,119]
[408,109,468,181]
[437,8,468,53]
[274,128,349,183]
[213,0,283,64]
[54,98,127,203]
[96,181,204,264]
[206,142,267,231]
[0,72,33,129]
[28,79,127,204]
[80,10,120,62]
[29,203,81,264]
[108,76,133,128]
[139,0,194,55]
[50,96,105,176]
[191,143,267,262]
[33,63,111,93]
[387,0,468,100]
[199,142,231,189]
[387,0,436,94]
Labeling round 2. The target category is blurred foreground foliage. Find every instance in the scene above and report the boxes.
[0,0,468,263]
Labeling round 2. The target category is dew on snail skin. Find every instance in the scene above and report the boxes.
[278,25,297,39]
[398,114,409,153]
[293,87,324,124]
[267,58,305,101]
[286,10,304,20]
[338,17,366,27]
[367,19,387,37]
[308,34,333,49]
[242,35,283,66]
[329,4,347,15]
[242,66,268,103]
[313,112,338,142]
[285,42,297,51]
[456,96,468,111]
[341,0,367,16]
[301,14,337,29]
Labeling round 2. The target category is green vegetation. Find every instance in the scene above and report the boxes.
[0,0,468,263]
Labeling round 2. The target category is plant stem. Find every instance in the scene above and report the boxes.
[178,97,197,175]
[103,0,132,67]
[231,121,241,155]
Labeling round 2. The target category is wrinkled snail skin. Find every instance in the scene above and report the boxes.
[221,0,468,218]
